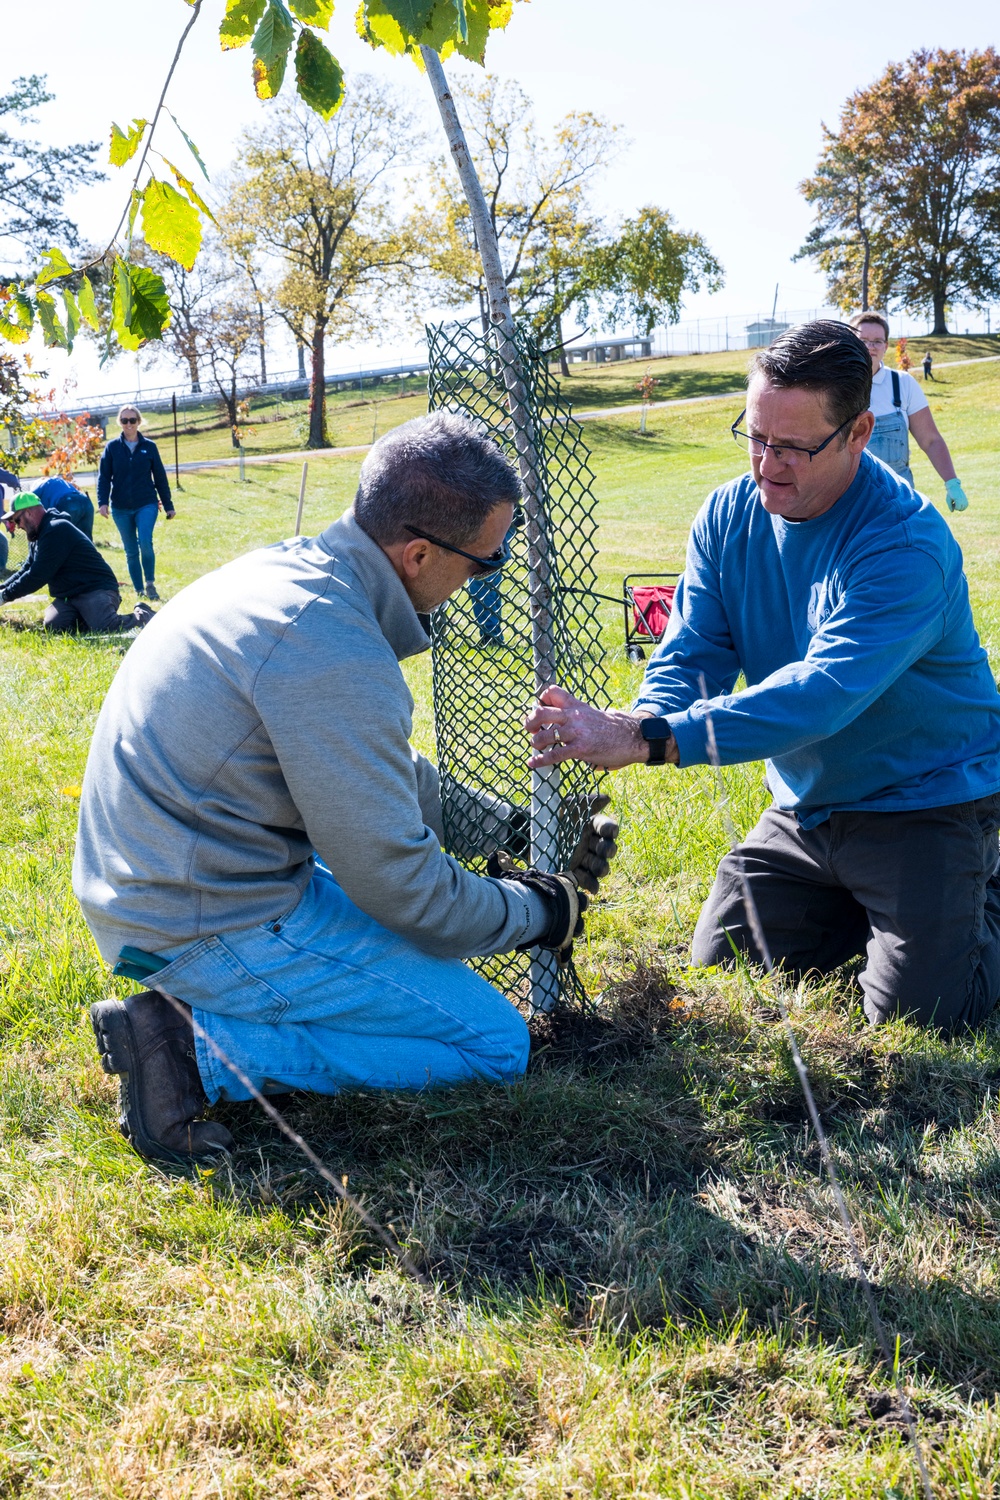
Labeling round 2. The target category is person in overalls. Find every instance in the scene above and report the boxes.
[850,312,968,512]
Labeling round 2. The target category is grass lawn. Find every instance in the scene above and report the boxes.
[3,349,1000,1496]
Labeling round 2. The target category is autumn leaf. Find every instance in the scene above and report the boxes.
[0,292,33,345]
[36,291,68,349]
[162,157,218,223]
[141,179,203,271]
[77,274,100,331]
[168,111,211,179]
[252,0,296,98]
[219,0,266,50]
[294,29,345,118]
[35,247,76,289]
[289,0,334,25]
[61,288,81,351]
[109,118,148,168]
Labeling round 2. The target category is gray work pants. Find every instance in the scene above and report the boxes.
[691,795,1000,1034]
[43,588,143,635]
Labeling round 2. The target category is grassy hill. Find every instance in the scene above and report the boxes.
[2,348,1000,1495]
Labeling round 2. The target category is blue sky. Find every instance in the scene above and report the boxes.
[5,0,998,396]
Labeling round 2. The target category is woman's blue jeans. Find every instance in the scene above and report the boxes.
[148,864,530,1102]
[112,503,158,592]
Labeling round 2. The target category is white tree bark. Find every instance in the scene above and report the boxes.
[422,45,561,1011]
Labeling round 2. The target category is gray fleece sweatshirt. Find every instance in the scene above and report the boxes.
[72,510,548,962]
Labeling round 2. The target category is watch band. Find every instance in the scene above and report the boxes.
[639,717,673,765]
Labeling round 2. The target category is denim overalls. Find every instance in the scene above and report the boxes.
[868,368,914,489]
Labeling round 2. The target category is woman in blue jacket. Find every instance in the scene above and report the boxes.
[97,405,175,600]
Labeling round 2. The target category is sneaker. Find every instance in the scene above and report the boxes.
[134,602,155,628]
[145,583,160,602]
[90,990,234,1165]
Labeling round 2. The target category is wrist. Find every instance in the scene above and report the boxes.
[638,716,678,766]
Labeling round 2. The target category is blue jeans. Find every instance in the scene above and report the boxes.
[112,503,158,592]
[148,865,530,1102]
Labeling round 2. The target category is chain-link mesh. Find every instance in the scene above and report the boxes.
[425,317,610,1012]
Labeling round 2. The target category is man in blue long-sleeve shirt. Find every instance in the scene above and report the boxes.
[527,320,1000,1034]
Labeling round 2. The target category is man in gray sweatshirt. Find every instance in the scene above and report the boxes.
[76,413,617,1165]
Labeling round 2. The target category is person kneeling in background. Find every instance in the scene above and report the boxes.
[0,493,154,634]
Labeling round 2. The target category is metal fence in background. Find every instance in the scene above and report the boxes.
[426,317,611,1012]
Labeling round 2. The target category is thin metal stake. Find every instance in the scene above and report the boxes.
[698,678,934,1500]
[171,392,183,491]
[294,462,308,536]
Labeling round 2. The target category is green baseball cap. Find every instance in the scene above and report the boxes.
[8,492,42,513]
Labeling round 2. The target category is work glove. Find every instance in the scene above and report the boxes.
[945,478,969,512]
[487,797,619,963]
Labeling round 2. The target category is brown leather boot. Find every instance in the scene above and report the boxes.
[90,990,234,1165]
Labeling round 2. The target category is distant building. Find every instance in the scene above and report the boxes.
[744,319,790,349]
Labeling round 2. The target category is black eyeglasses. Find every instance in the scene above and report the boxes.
[731,408,865,464]
[404,524,508,574]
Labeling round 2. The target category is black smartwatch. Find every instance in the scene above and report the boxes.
[639,717,674,765]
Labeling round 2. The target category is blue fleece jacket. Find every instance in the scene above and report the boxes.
[635,452,1000,828]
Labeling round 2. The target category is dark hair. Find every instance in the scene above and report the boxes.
[354,410,522,547]
[750,320,873,431]
[850,309,890,341]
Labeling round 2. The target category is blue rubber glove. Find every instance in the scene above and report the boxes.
[945,478,969,512]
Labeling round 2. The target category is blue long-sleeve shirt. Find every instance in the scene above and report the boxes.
[97,434,172,513]
[635,452,1000,828]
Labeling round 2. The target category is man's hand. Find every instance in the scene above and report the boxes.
[98,505,109,518]
[165,510,176,521]
[945,478,968,512]
[526,684,672,770]
[566,794,619,894]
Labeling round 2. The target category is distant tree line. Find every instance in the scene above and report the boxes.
[0,68,725,451]
[797,47,1000,334]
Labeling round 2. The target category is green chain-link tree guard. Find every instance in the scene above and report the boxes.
[425,317,610,1011]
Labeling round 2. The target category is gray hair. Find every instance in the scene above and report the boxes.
[353,411,522,547]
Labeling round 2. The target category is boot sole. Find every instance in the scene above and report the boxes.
[90,999,220,1168]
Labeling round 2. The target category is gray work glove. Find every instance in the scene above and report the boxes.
[487,795,620,963]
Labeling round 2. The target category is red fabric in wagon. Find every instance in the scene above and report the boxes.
[630,584,676,640]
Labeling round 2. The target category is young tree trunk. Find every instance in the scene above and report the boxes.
[557,313,570,378]
[422,45,561,1014]
[187,351,201,394]
[296,340,307,380]
[307,320,328,448]
[257,298,267,385]
[860,229,870,312]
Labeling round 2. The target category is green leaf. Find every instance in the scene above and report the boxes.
[141,179,203,271]
[127,188,141,243]
[252,0,296,99]
[220,0,266,50]
[109,117,148,168]
[294,29,344,118]
[377,0,436,33]
[112,258,170,350]
[36,291,68,349]
[35,247,76,288]
[61,288,81,351]
[0,292,34,345]
[162,157,218,223]
[289,0,333,25]
[168,111,210,179]
[77,274,100,331]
